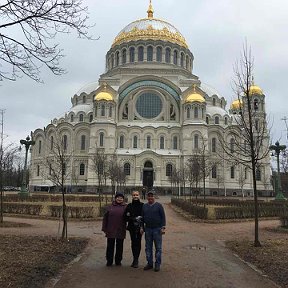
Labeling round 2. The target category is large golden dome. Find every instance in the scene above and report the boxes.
[112,1,188,48]
[230,99,243,110]
[249,77,263,96]
[95,85,114,101]
[185,85,206,103]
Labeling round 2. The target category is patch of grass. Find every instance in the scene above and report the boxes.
[0,221,32,228]
[226,238,288,287]
[0,235,88,288]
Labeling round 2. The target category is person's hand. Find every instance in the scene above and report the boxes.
[140,228,144,235]
[161,227,166,235]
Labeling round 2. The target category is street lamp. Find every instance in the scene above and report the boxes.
[269,141,286,200]
[19,136,35,197]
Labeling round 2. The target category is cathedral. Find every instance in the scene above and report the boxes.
[30,2,271,196]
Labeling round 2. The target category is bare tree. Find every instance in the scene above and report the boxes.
[0,0,94,82]
[0,143,19,223]
[42,131,72,239]
[219,42,270,247]
[91,148,108,208]
[238,164,247,198]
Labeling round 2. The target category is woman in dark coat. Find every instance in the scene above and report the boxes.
[102,192,127,266]
[125,190,144,268]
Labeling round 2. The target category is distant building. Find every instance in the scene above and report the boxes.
[30,2,272,196]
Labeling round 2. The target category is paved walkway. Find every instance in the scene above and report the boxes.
[2,197,280,288]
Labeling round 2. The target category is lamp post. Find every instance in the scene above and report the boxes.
[19,136,35,197]
[269,141,286,200]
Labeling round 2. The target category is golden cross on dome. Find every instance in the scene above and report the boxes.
[147,0,154,18]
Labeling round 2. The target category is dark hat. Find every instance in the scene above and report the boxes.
[115,192,124,199]
[147,191,155,196]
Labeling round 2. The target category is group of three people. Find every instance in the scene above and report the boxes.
[101,190,166,272]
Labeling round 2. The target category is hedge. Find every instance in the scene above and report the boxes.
[3,203,43,215]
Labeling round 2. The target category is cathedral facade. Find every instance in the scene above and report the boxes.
[30,3,271,196]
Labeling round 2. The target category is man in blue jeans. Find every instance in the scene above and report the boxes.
[141,190,166,272]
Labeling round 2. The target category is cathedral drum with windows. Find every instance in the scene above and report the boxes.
[30,2,272,196]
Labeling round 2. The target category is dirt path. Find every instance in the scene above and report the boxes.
[1,197,281,288]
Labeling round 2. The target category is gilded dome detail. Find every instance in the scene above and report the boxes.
[112,2,188,49]
[249,77,263,96]
[185,85,206,103]
[231,99,243,110]
[95,84,114,101]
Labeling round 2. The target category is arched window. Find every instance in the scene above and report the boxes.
[206,116,209,124]
[133,135,138,148]
[50,136,54,150]
[109,106,112,117]
[256,167,261,181]
[115,51,119,66]
[254,99,259,111]
[122,49,127,64]
[194,134,199,149]
[80,163,85,175]
[160,136,164,149]
[225,117,228,125]
[99,132,104,147]
[173,50,178,65]
[186,55,189,69]
[124,163,131,175]
[37,165,40,176]
[119,135,124,148]
[212,165,217,178]
[166,164,173,177]
[98,162,104,175]
[215,116,219,124]
[255,119,259,131]
[101,104,105,116]
[230,138,235,153]
[245,167,248,179]
[147,135,151,149]
[129,47,135,62]
[83,95,86,103]
[187,107,190,118]
[138,46,144,62]
[79,114,84,122]
[89,114,93,122]
[147,46,153,61]
[63,163,66,175]
[80,135,86,150]
[111,54,114,68]
[156,46,162,62]
[173,136,178,149]
[194,107,199,118]
[165,48,171,63]
[230,166,235,179]
[63,135,67,151]
[38,140,42,154]
[180,52,185,67]
[70,114,74,122]
[212,138,216,152]
[213,98,216,106]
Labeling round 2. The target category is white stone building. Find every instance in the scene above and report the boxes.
[30,2,272,196]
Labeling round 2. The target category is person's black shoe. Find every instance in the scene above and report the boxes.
[154,264,160,272]
[131,260,139,268]
[143,264,153,270]
[106,262,113,267]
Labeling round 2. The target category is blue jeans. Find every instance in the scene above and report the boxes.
[145,227,162,266]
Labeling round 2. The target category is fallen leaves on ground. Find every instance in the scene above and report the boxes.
[226,238,288,288]
[0,235,88,288]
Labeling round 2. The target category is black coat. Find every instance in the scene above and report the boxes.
[125,200,143,232]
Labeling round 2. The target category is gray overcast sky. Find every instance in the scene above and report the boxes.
[1,0,288,147]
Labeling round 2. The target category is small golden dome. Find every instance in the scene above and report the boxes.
[231,99,243,110]
[249,77,263,95]
[95,85,113,101]
[185,85,205,103]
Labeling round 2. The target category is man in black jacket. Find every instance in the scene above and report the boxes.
[125,190,144,268]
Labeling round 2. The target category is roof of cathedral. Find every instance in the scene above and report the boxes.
[185,85,206,103]
[112,1,188,48]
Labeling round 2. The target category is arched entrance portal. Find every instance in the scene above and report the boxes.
[143,161,154,190]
